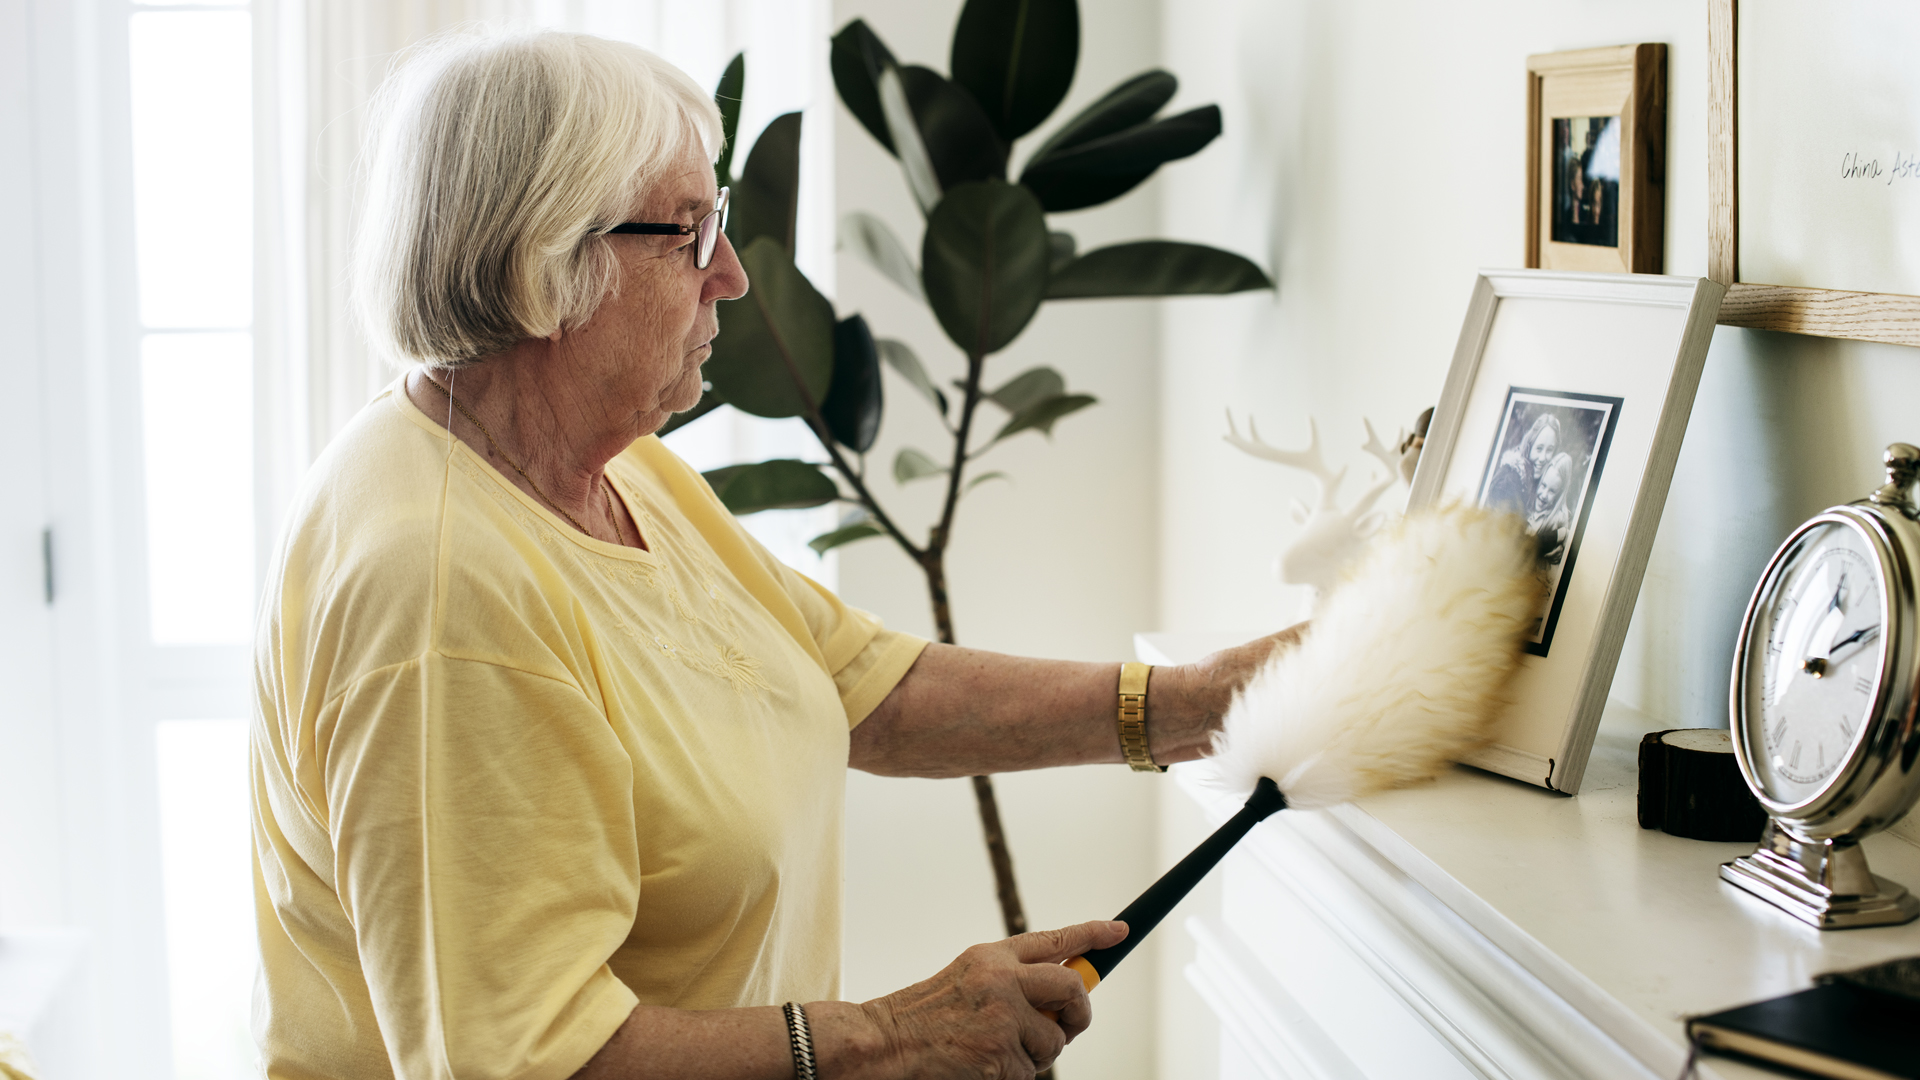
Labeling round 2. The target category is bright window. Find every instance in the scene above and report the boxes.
[129,4,255,646]
[128,2,260,1077]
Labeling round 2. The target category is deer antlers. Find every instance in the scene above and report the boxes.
[1360,419,1400,478]
[1223,411,1348,510]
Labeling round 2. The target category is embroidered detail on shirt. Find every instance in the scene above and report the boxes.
[711,643,769,694]
[599,475,769,698]
[452,455,567,549]
[610,620,770,698]
[454,458,767,697]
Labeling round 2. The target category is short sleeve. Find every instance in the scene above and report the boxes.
[834,628,927,726]
[322,653,640,1080]
[761,565,927,726]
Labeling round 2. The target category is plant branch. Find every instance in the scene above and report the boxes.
[933,349,987,557]
[748,291,926,560]
[815,418,924,556]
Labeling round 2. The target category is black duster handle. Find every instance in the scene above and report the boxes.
[1053,776,1287,1000]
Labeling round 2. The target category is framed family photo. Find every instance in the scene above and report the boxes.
[1475,387,1622,657]
[1408,271,1723,794]
[1525,44,1666,275]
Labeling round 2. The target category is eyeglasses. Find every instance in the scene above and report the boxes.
[605,187,730,269]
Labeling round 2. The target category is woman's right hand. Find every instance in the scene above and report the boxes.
[845,920,1128,1079]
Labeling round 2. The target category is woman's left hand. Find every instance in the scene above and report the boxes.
[1166,622,1311,748]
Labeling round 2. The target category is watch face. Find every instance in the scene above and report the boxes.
[1742,520,1887,808]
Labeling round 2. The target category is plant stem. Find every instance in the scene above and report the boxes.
[796,332,1032,942]
[809,418,922,557]
[922,351,1032,941]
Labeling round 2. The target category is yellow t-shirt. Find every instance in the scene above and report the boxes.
[251,383,926,1080]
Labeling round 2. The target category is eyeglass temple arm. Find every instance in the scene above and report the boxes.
[605,223,691,236]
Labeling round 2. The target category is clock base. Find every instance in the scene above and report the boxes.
[1721,823,1920,929]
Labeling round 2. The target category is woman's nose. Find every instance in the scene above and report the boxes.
[705,232,749,303]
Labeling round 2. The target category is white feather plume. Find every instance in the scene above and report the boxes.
[1211,504,1545,809]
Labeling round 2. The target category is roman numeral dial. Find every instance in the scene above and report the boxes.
[1744,520,1885,805]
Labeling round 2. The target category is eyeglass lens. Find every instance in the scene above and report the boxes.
[697,188,729,270]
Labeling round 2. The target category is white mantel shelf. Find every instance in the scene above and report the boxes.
[1137,632,1920,1080]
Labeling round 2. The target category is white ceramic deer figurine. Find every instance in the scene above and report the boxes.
[1224,411,1415,612]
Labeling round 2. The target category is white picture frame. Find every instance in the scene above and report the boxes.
[1408,270,1725,793]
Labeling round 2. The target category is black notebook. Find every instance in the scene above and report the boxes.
[1686,958,1920,1080]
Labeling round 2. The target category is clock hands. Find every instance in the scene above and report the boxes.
[1800,623,1880,678]
[1826,624,1880,667]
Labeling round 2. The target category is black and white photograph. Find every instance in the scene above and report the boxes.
[1477,386,1623,655]
[1552,115,1621,248]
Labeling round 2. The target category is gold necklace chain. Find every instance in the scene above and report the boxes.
[421,372,621,541]
[600,476,626,544]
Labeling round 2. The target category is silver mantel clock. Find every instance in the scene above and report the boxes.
[1725,443,1920,929]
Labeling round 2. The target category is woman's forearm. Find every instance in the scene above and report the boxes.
[572,921,1124,1080]
[572,1001,886,1080]
[849,627,1304,778]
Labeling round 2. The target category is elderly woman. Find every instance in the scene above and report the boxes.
[252,30,1289,1080]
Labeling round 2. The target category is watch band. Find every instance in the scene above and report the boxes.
[782,1002,818,1080]
[1117,662,1165,772]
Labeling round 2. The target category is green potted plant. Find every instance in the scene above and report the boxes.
[664,0,1273,941]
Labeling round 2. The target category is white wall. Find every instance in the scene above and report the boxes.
[1157,0,1920,1068]
[1156,0,1920,701]
[827,1,1174,1077]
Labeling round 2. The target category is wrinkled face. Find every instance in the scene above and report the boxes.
[1529,426,1558,472]
[561,145,749,435]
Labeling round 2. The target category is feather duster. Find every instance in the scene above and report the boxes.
[1211,502,1545,807]
[1050,503,1544,1004]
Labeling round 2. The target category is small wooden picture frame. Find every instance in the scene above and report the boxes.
[1525,44,1667,275]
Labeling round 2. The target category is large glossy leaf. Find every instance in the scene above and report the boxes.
[878,64,943,213]
[703,459,839,514]
[830,21,1003,202]
[809,522,885,554]
[840,212,926,303]
[992,392,1096,443]
[713,52,744,188]
[950,0,1080,142]
[900,65,1007,190]
[830,19,899,153]
[706,237,834,418]
[1019,105,1221,212]
[894,447,947,483]
[728,112,802,254]
[655,385,725,438]
[1048,241,1273,298]
[1027,70,1176,164]
[987,367,1065,413]
[823,314,883,453]
[921,180,1050,356]
[876,338,948,416]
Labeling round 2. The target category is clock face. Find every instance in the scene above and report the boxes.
[1741,520,1887,808]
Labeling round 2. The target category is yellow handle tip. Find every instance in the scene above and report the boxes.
[1040,956,1102,1023]
[1065,955,1101,993]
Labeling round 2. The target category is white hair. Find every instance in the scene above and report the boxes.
[354,30,724,367]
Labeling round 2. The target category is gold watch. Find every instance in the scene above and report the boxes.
[1117,662,1165,772]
